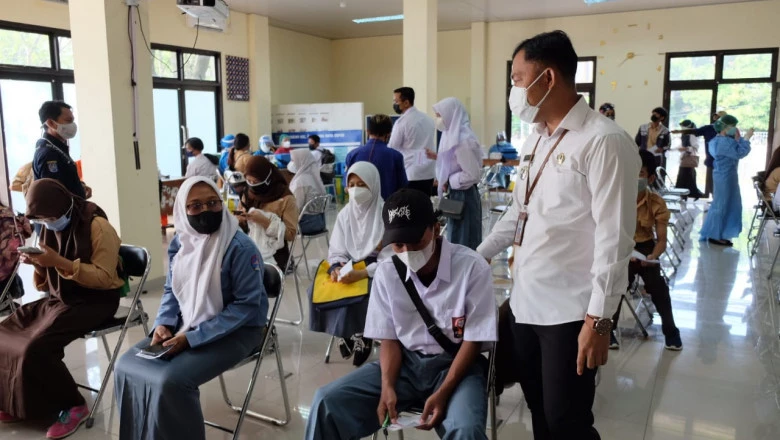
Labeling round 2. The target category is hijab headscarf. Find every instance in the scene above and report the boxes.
[432,97,482,196]
[171,177,239,331]
[332,162,384,261]
[26,178,108,299]
[289,149,326,195]
[243,156,292,205]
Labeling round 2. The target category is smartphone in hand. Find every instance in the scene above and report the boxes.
[18,247,43,255]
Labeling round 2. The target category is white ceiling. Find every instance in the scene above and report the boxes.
[225,0,759,40]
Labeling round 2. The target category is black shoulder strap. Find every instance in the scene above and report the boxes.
[391,256,461,356]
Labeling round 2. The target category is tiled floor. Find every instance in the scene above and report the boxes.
[3,200,780,439]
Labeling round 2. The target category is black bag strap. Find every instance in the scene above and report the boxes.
[391,256,461,356]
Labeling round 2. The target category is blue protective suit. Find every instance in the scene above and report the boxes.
[699,135,751,241]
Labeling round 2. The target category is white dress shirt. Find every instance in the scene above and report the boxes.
[364,238,497,355]
[185,154,218,179]
[311,148,323,164]
[477,98,640,325]
[389,106,437,181]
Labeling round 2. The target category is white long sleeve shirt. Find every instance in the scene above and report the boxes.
[185,154,218,179]
[389,106,437,181]
[477,98,640,324]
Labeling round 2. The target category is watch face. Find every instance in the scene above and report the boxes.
[595,318,613,335]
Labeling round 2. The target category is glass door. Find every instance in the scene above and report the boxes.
[153,88,184,178]
[0,79,53,212]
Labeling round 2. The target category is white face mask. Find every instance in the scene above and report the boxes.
[435,116,447,132]
[508,69,552,124]
[348,187,372,205]
[54,121,78,140]
[396,234,435,273]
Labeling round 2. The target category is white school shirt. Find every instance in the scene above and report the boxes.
[477,98,640,324]
[185,154,218,179]
[388,106,437,181]
[364,238,497,355]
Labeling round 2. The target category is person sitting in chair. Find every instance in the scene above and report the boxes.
[288,149,327,235]
[309,162,385,367]
[114,177,268,440]
[0,179,123,439]
[610,150,681,351]
[306,188,497,440]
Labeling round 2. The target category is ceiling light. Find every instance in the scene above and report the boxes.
[339,1,346,7]
[352,14,404,24]
[584,0,616,4]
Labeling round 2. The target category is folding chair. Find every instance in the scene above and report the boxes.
[295,195,331,280]
[0,260,21,317]
[749,180,780,257]
[613,277,651,344]
[82,245,151,429]
[278,230,304,326]
[205,263,292,438]
[656,166,691,199]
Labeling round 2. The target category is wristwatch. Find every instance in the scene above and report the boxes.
[586,315,613,336]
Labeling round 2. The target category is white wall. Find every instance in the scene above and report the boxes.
[484,0,780,142]
[330,30,472,117]
[269,26,333,106]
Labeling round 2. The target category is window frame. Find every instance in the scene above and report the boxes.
[662,48,778,166]
[151,43,224,176]
[505,57,597,143]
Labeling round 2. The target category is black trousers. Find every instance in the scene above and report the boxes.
[705,166,714,198]
[612,240,678,337]
[510,317,600,440]
[407,179,434,196]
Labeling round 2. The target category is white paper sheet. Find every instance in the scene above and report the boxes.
[387,414,423,431]
[338,260,354,281]
[631,250,660,264]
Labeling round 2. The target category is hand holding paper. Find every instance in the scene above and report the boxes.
[337,260,354,281]
[631,250,660,264]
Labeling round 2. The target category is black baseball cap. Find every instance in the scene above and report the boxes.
[382,188,436,245]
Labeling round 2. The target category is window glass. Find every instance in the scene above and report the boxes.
[669,56,716,81]
[183,53,216,81]
[58,36,73,70]
[152,49,178,78]
[0,29,51,68]
[723,53,773,79]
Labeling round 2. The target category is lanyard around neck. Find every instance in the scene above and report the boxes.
[523,129,569,206]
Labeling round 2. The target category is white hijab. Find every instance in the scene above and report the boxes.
[332,162,384,261]
[289,149,326,195]
[432,97,481,196]
[171,177,239,331]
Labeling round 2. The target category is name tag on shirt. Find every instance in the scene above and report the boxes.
[523,154,534,162]
[513,211,528,246]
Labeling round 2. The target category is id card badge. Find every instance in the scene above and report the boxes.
[513,211,528,246]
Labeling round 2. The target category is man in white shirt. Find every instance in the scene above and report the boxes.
[390,87,437,195]
[306,189,497,440]
[184,137,218,179]
[478,31,640,439]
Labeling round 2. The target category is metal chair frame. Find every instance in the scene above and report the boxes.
[749,181,780,257]
[0,260,21,316]
[81,245,151,429]
[295,195,332,280]
[204,263,292,438]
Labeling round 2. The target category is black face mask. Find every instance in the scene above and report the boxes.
[187,211,222,235]
[309,144,317,151]
[650,115,660,123]
[393,103,402,115]
[249,184,267,195]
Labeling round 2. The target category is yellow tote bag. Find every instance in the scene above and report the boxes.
[312,260,370,309]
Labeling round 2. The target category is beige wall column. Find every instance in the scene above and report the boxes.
[470,22,487,143]
[69,0,163,278]
[403,0,437,114]
[248,15,273,144]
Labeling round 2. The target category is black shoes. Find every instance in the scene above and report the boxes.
[708,238,734,247]
[338,334,374,367]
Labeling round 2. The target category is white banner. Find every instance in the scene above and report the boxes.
[271,102,364,147]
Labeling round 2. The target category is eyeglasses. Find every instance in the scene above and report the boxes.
[186,199,223,215]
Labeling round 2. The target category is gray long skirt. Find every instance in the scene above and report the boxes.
[114,325,263,440]
[447,185,482,250]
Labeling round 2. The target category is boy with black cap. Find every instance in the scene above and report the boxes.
[305,188,497,440]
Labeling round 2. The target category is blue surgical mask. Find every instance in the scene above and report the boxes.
[638,178,648,193]
[726,127,738,138]
[44,215,71,232]
[186,150,195,158]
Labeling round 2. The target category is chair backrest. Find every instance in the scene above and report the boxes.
[299,194,330,221]
[655,166,671,190]
[263,262,285,326]
[119,245,150,278]
[263,263,283,300]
